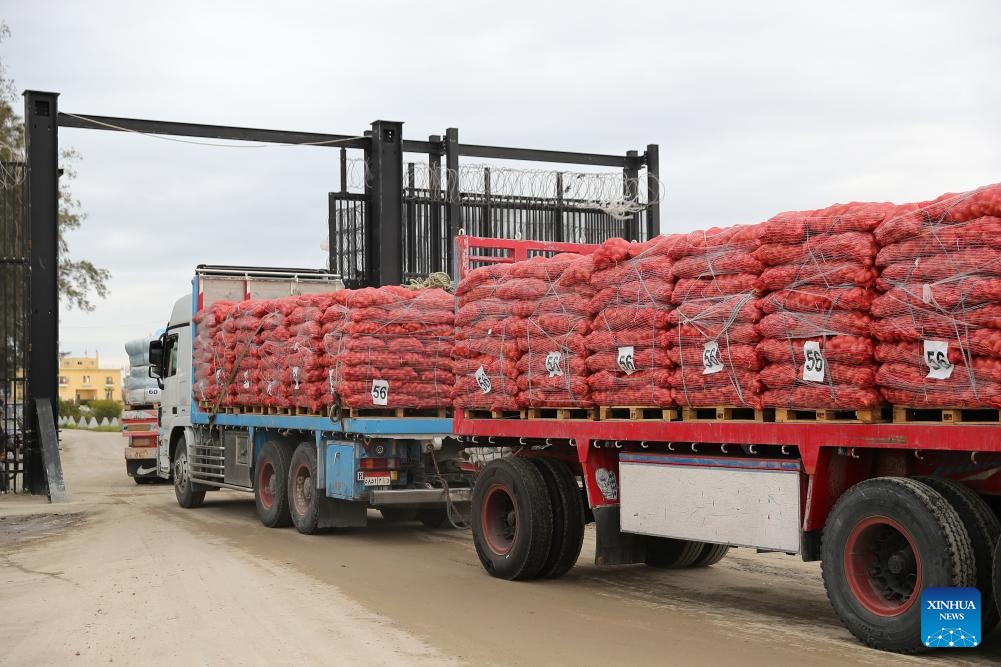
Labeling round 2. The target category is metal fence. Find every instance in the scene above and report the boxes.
[1,163,28,493]
[331,163,651,288]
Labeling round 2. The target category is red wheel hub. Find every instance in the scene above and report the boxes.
[481,484,517,555]
[844,515,922,616]
[258,460,275,509]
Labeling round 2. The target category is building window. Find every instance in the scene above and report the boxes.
[105,389,114,400]
[105,376,114,386]
[59,376,69,385]
[83,375,91,385]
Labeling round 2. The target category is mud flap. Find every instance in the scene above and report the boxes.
[317,497,367,529]
[593,505,645,566]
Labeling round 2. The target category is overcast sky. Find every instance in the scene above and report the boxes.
[4,1,1000,371]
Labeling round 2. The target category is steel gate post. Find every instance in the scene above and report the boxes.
[645,144,660,238]
[445,127,460,267]
[368,120,404,287]
[623,149,640,241]
[23,90,60,495]
[428,135,443,275]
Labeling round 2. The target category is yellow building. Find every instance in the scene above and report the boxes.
[59,354,122,402]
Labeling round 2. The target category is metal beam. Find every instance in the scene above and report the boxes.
[444,127,461,268]
[645,144,661,238]
[458,143,635,168]
[24,90,60,495]
[368,120,403,286]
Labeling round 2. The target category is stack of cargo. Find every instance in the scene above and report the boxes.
[873,184,1001,407]
[584,236,677,407]
[280,295,335,413]
[124,337,163,406]
[753,203,891,409]
[325,286,454,411]
[667,225,765,409]
[192,300,236,407]
[453,263,522,412]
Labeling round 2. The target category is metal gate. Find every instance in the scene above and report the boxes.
[1,163,28,493]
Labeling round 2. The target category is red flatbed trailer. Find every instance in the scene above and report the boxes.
[454,235,1001,653]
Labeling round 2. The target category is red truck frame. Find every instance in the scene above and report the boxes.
[454,234,1001,653]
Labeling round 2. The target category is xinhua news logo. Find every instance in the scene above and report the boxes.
[921,587,981,648]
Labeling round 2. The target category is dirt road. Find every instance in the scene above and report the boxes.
[2,430,998,666]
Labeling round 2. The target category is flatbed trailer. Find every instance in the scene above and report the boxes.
[454,235,1001,653]
[152,266,471,533]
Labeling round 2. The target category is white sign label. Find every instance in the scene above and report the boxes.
[617,346,636,375]
[924,340,954,379]
[474,366,492,394]
[371,379,389,405]
[802,341,826,382]
[545,351,564,377]
[363,474,392,487]
[291,366,301,390]
[702,341,724,375]
[328,369,336,395]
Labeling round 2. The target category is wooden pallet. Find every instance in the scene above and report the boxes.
[347,406,451,419]
[598,406,681,421]
[295,406,324,417]
[267,406,294,416]
[519,407,597,421]
[682,406,764,422]
[775,407,887,424]
[892,406,1001,425]
[463,409,521,420]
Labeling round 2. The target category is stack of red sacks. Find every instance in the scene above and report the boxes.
[279,295,336,413]
[192,300,235,406]
[753,203,891,409]
[584,236,677,406]
[667,225,764,408]
[509,253,595,408]
[873,184,1001,407]
[325,286,454,410]
[452,263,521,412]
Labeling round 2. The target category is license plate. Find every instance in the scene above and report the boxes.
[363,474,391,487]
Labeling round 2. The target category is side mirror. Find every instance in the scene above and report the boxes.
[148,338,164,379]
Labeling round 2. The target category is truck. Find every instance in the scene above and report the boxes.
[123,336,164,483]
[452,235,1001,653]
[150,265,471,532]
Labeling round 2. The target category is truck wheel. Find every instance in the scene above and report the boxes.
[821,477,975,653]
[255,441,293,528]
[288,443,322,534]
[995,538,1001,623]
[417,508,449,528]
[174,444,205,509]
[471,457,553,581]
[917,476,1001,633]
[529,457,585,578]
[381,508,418,523]
[690,543,730,568]
[645,538,705,568]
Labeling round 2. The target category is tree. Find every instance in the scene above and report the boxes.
[0,21,110,311]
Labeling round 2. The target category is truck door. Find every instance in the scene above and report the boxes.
[158,332,181,475]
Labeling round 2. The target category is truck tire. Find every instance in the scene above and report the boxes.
[917,476,1001,634]
[255,441,293,528]
[471,457,553,581]
[690,543,730,568]
[645,538,705,569]
[995,538,1001,624]
[173,443,205,509]
[417,508,449,528]
[529,457,585,579]
[381,508,418,523]
[821,477,975,653]
[288,443,322,534]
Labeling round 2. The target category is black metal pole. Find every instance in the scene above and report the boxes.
[645,144,660,238]
[368,120,403,287]
[444,127,460,267]
[23,90,59,495]
[623,149,640,241]
[339,147,348,193]
[554,172,564,242]
[428,135,443,275]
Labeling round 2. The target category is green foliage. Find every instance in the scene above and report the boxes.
[0,21,110,311]
[58,399,82,421]
[88,399,122,422]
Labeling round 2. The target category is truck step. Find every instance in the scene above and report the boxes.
[346,406,451,419]
[462,409,521,420]
[892,406,1001,425]
[774,407,888,424]
[519,407,597,421]
[681,406,764,422]
[598,405,681,421]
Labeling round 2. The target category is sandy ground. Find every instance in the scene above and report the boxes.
[1,431,999,666]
